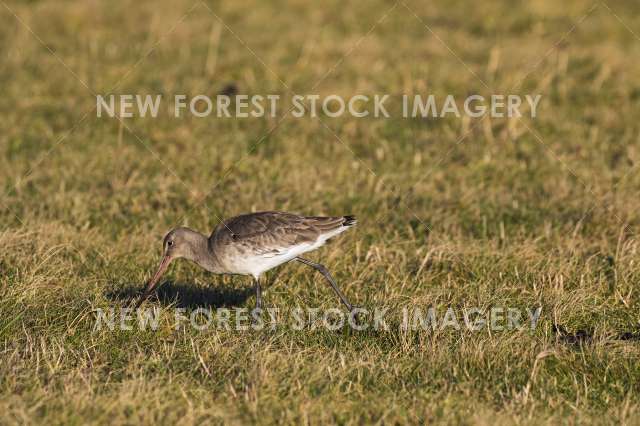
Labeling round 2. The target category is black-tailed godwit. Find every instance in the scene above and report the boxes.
[136,211,357,311]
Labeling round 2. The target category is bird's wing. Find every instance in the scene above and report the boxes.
[210,211,352,257]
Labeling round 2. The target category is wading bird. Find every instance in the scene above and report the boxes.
[135,211,357,311]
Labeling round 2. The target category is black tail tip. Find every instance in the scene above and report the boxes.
[343,215,357,226]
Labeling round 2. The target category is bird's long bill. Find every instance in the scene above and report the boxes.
[135,255,172,308]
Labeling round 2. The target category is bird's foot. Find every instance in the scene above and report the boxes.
[251,307,265,329]
[347,305,366,328]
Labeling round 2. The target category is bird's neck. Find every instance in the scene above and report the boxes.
[187,231,222,273]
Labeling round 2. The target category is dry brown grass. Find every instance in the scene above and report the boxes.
[2,0,640,424]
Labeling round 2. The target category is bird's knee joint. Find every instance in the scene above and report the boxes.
[316,264,329,274]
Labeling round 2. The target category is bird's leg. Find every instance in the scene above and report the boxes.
[296,257,354,312]
[251,276,264,328]
[254,277,262,311]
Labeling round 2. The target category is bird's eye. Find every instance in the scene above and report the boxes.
[168,241,174,246]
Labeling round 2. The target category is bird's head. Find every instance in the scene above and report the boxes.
[161,227,200,261]
[135,227,202,307]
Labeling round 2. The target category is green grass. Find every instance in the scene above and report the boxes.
[2,0,640,423]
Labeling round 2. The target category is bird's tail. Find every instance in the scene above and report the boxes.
[342,215,357,227]
[304,215,357,244]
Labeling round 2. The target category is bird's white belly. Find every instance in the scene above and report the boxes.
[223,225,349,278]
[231,241,323,278]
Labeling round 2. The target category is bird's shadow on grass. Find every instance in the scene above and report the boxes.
[106,281,254,309]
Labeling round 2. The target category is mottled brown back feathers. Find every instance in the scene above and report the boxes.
[209,211,355,254]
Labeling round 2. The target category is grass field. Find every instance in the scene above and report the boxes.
[2,0,640,423]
